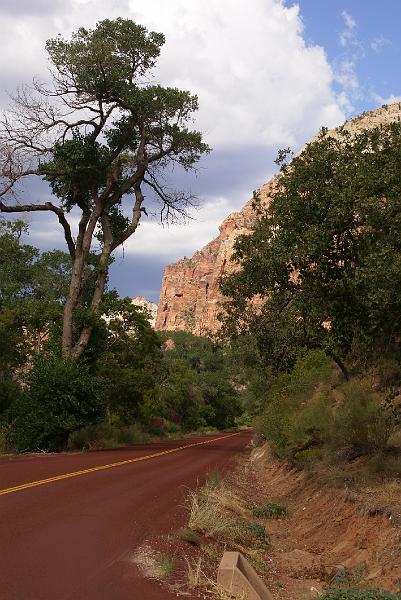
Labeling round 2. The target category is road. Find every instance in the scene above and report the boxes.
[0,430,251,600]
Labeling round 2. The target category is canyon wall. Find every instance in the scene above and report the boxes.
[155,102,401,335]
[155,180,275,335]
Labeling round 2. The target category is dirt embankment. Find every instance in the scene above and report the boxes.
[145,442,401,599]
[242,445,401,598]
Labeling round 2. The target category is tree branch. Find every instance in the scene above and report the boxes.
[0,200,76,258]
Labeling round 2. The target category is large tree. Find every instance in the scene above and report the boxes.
[0,19,209,358]
[221,123,401,377]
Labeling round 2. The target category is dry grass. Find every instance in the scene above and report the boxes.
[185,556,203,589]
[131,544,176,579]
[187,480,247,540]
[188,486,233,538]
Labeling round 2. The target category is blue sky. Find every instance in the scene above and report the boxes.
[1,0,400,302]
[298,0,401,112]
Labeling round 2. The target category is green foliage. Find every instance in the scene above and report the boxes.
[256,350,334,458]
[177,527,200,545]
[67,422,149,450]
[97,296,162,423]
[0,219,72,426]
[222,123,401,375]
[234,518,270,548]
[330,380,391,457]
[155,331,243,431]
[330,565,367,588]
[315,590,401,600]
[40,18,209,216]
[9,356,103,452]
[251,502,289,519]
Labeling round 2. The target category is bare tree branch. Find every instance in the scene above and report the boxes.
[0,199,76,258]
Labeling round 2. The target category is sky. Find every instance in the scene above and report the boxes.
[1,0,401,301]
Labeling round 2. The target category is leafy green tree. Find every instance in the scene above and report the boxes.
[0,18,209,359]
[0,219,72,413]
[155,332,242,430]
[97,295,162,422]
[222,123,401,377]
[8,355,103,452]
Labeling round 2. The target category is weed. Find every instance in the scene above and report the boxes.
[315,589,401,600]
[185,556,203,588]
[177,527,200,545]
[154,553,176,578]
[329,565,367,588]
[251,502,289,519]
[188,486,232,538]
[234,518,270,549]
[207,470,223,488]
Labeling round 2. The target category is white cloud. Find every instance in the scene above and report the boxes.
[122,196,238,260]
[339,11,357,48]
[341,10,356,31]
[0,0,345,270]
[371,35,390,53]
[372,92,401,105]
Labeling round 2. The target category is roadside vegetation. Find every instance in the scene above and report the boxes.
[0,18,243,453]
[220,121,401,488]
[0,222,242,451]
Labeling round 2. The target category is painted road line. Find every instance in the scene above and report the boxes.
[0,432,242,497]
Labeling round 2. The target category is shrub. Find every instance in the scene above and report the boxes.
[330,379,391,457]
[377,357,401,388]
[68,422,149,450]
[9,355,103,452]
[251,502,289,519]
[234,518,270,548]
[177,527,200,545]
[256,350,335,458]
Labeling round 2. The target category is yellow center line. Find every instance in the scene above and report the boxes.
[0,432,242,497]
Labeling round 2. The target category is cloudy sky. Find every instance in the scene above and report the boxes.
[1,0,400,301]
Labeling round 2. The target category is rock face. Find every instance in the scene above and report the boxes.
[155,102,401,335]
[155,179,275,335]
[132,296,158,328]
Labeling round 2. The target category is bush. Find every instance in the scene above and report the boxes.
[330,379,391,457]
[9,355,103,452]
[251,502,289,519]
[377,357,401,388]
[68,422,149,450]
[256,350,335,458]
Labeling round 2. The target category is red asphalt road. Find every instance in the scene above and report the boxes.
[0,431,251,600]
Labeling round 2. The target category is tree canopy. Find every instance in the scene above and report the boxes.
[0,18,209,358]
[221,123,401,376]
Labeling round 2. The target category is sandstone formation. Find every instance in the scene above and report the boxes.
[154,179,275,335]
[155,102,401,335]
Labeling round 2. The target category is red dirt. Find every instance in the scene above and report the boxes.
[0,431,251,600]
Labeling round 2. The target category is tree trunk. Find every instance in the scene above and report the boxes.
[327,350,350,380]
[62,205,102,358]
[62,252,87,357]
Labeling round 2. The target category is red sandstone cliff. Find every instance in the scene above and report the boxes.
[155,102,401,335]
[155,180,275,334]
